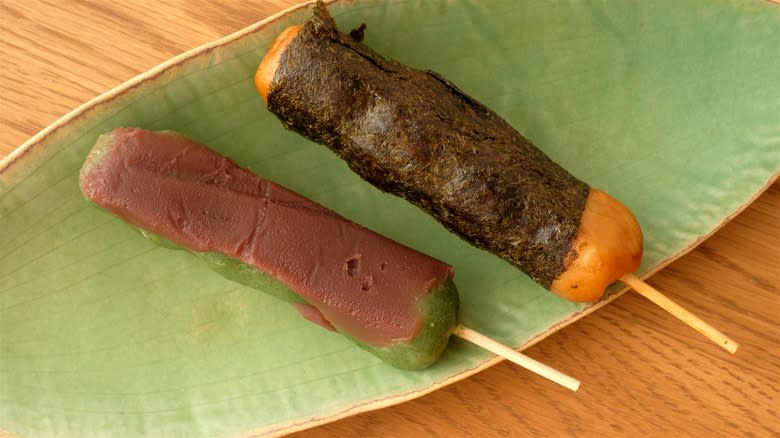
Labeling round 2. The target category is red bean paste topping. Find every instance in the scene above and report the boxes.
[80,128,453,345]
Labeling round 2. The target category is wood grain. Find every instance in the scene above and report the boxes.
[1,1,778,437]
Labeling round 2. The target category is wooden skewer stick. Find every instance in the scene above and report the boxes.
[620,274,738,354]
[453,325,581,391]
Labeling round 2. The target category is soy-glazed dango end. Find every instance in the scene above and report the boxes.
[550,189,643,302]
[254,1,643,303]
[79,128,459,370]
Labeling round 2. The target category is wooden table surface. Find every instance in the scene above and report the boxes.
[2,1,778,437]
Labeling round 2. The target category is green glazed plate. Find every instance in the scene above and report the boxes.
[1,1,778,436]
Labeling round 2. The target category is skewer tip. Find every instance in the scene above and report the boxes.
[620,274,739,354]
[453,325,581,391]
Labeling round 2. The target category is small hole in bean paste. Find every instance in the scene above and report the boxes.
[361,275,373,291]
[380,262,387,271]
[346,257,360,277]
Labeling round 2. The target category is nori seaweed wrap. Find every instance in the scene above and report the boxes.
[266,2,590,288]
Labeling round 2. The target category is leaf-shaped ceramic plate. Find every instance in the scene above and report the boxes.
[1,0,779,436]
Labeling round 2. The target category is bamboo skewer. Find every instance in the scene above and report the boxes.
[453,325,581,391]
[620,274,738,354]
[453,273,737,392]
